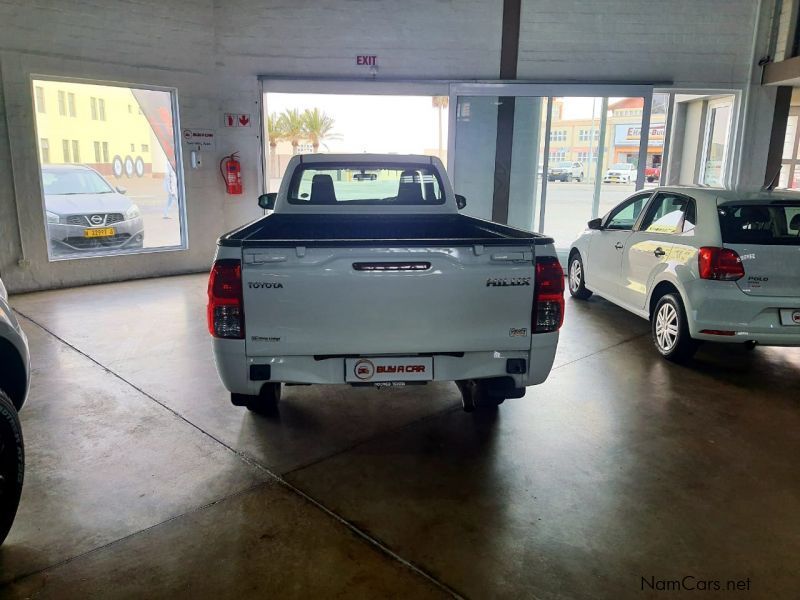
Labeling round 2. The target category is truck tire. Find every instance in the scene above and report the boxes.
[651,293,699,362]
[0,389,24,545]
[456,380,501,412]
[231,383,281,416]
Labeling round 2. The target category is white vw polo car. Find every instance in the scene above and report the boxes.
[568,187,800,361]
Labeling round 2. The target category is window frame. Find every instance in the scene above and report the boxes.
[603,191,654,231]
[29,75,188,261]
[636,191,697,235]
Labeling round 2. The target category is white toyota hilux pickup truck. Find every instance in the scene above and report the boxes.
[208,154,564,414]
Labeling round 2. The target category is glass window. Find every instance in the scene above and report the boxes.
[288,164,445,205]
[33,78,185,260]
[639,193,694,234]
[718,203,800,245]
[702,102,732,186]
[605,193,651,230]
[35,86,46,113]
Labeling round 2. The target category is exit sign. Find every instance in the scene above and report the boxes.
[356,55,377,66]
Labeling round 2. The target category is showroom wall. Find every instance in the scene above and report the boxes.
[0,0,774,292]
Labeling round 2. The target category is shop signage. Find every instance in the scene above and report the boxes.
[182,128,215,150]
[614,123,665,147]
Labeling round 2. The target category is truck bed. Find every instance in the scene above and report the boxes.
[220,213,553,248]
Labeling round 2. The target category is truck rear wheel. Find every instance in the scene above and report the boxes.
[456,378,523,412]
[231,382,281,416]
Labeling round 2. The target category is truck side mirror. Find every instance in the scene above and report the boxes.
[258,193,277,210]
[455,194,467,210]
[587,218,603,230]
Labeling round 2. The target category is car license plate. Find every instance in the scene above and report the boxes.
[779,309,800,326]
[345,356,433,383]
[84,227,116,238]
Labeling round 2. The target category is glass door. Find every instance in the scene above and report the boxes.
[449,84,653,253]
[451,95,547,231]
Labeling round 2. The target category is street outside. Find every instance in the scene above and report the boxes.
[534,180,659,249]
[122,176,182,249]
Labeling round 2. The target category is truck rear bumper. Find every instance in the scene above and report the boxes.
[212,334,558,395]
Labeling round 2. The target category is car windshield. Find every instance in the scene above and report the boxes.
[611,163,633,170]
[557,162,573,168]
[288,163,445,205]
[42,169,114,195]
[718,202,800,245]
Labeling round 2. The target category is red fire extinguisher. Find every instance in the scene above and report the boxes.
[220,152,243,195]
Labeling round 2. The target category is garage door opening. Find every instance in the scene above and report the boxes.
[263,92,449,193]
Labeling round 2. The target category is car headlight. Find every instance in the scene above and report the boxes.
[46,211,60,224]
[125,204,141,219]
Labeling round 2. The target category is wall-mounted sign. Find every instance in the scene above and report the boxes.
[614,123,665,147]
[182,128,215,150]
[356,55,377,66]
[224,113,251,128]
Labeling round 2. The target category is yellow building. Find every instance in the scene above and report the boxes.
[32,80,164,178]
[548,98,667,174]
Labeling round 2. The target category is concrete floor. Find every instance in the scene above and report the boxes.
[2,273,799,598]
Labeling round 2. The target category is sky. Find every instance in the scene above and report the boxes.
[266,93,448,155]
[265,94,635,154]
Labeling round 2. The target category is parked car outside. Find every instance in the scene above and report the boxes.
[548,161,584,182]
[603,162,636,183]
[645,166,661,183]
[567,187,800,361]
[0,276,29,544]
[42,164,144,255]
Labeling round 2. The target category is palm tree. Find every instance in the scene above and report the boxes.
[266,112,285,174]
[278,109,305,155]
[432,96,449,160]
[266,112,284,151]
[302,108,340,152]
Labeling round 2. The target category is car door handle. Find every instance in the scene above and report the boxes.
[614,242,624,250]
[653,247,666,257]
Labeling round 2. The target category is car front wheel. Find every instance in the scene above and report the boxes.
[0,390,24,545]
[652,293,698,362]
[568,253,592,300]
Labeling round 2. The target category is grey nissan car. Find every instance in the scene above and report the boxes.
[42,164,144,255]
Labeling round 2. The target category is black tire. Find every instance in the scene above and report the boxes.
[578,172,584,182]
[456,380,502,413]
[651,293,698,362]
[231,383,281,416]
[568,252,593,300]
[0,390,24,545]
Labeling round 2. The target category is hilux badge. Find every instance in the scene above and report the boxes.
[486,277,531,287]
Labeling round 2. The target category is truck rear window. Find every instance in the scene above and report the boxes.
[718,203,800,245]
[287,164,445,205]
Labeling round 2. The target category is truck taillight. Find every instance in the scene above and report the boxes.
[533,256,565,333]
[207,259,244,339]
[698,247,744,281]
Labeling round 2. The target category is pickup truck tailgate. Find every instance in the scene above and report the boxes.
[242,245,536,356]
